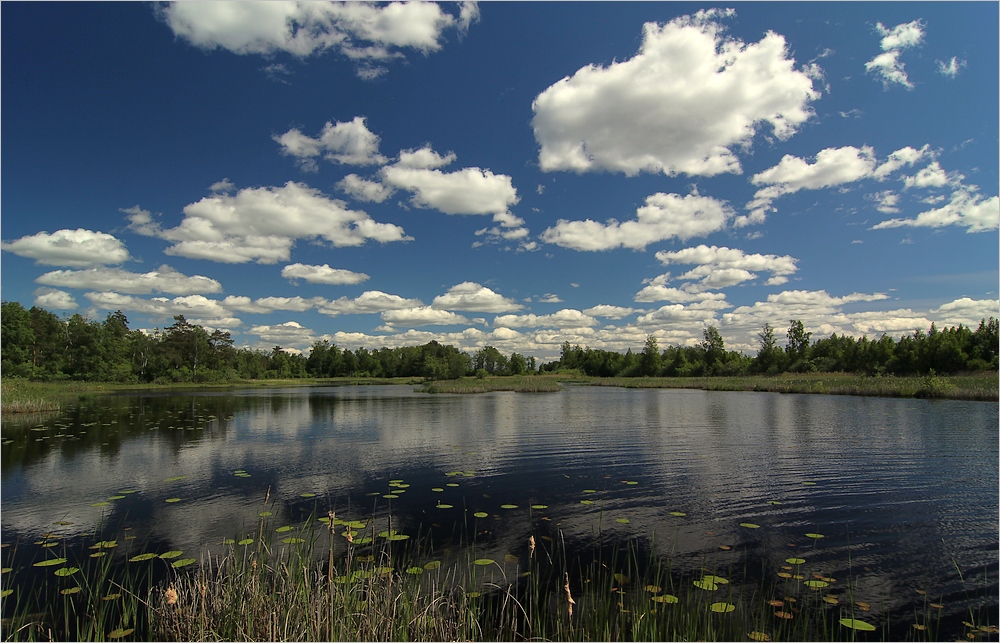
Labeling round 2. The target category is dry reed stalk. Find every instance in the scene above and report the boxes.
[564,572,575,618]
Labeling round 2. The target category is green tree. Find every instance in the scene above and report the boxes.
[639,335,661,376]
[1,301,36,377]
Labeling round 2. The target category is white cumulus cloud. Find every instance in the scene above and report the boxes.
[35,265,222,295]
[318,290,423,316]
[865,20,924,89]
[653,245,799,290]
[34,288,78,310]
[872,188,999,233]
[275,116,387,170]
[431,282,523,313]
[380,306,469,327]
[494,309,598,329]
[531,9,819,177]
[380,164,519,216]
[2,229,131,268]
[281,263,370,285]
[541,192,733,251]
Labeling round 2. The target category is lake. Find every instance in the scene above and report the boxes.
[2,384,997,639]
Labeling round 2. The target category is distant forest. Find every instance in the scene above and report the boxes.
[1,300,997,384]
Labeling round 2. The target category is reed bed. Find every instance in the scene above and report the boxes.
[590,372,998,401]
[4,505,992,642]
[422,375,564,394]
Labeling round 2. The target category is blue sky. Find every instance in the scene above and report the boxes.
[3,2,997,360]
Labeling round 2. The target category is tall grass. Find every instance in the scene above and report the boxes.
[422,375,563,393]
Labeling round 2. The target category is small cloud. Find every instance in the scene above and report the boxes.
[839,109,862,119]
[901,236,915,244]
[210,178,235,193]
[538,293,563,303]
[745,231,763,240]
[261,63,292,84]
[570,283,580,288]
[936,57,966,78]
[34,287,78,310]
[536,184,545,195]
[851,239,864,244]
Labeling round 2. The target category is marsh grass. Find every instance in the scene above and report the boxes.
[422,375,564,394]
[590,372,998,401]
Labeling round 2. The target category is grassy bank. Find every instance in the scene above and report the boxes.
[5,507,986,642]
[0,377,420,414]
[589,372,998,401]
[421,375,565,393]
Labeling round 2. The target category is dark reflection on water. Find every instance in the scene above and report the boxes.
[2,385,997,637]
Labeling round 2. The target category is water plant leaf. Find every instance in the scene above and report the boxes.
[669,511,686,517]
[108,628,135,639]
[221,538,235,545]
[785,557,806,565]
[652,594,679,603]
[171,558,196,568]
[163,476,187,482]
[767,599,784,607]
[436,503,453,509]
[118,490,137,495]
[777,572,792,579]
[929,603,944,609]
[90,552,106,558]
[164,498,181,503]
[580,500,594,505]
[822,595,840,605]
[281,537,306,544]
[431,488,444,492]
[53,567,79,577]
[91,541,118,549]
[693,579,718,591]
[159,551,183,559]
[406,566,424,575]
[839,618,876,631]
[41,542,59,548]
[33,558,67,567]
[383,494,399,499]
[855,601,871,611]
[504,554,519,564]
[238,538,254,546]
[500,504,518,509]
[0,568,9,574]
[768,501,782,505]
[60,587,82,595]
[804,580,829,589]
[377,530,397,538]
[912,624,927,631]
[625,481,638,485]
[740,523,761,529]
[473,512,489,518]
[300,492,316,498]
[446,483,460,487]
[702,575,729,585]
[102,593,121,601]
[467,591,481,598]
[530,504,548,509]
[616,518,630,524]
[345,520,367,529]
[748,631,771,641]
[645,585,661,593]
[0,589,11,598]
[710,602,735,613]
[386,534,410,541]
[423,561,441,570]
[275,526,294,533]
[107,495,126,500]
[473,558,495,566]
[583,489,596,493]
[258,511,272,517]
[614,573,629,584]
[129,553,157,562]
[775,611,793,620]
[805,532,825,539]
[802,481,816,486]
[90,501,111,507]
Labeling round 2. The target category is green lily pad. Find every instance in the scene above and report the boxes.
[163,475,187,482]
[804,580,829,589]
[238,538,254,546]
[275,526,294,533]
[693,579,719,591]
[386,534,410,541]
[221,538,235,545]
[473,511,489,518]
[531,504,548,509]
[802,481,816,486]
[785,557,806,565]
[652,594,679,603]
[614,573,629,584]
[406,566,424,575]
[616,518,630,524]
[165,498,181,503]
[446,483,460,487]
[473,558,495,566]
[740,523,761,529]
[583,489,596,493]
[467,591,482,598]
[118,490,137,494]
[129,553,157,562]
[159,551,183,559]
[281,537,306,544]
[90,501,111,507]
[60,587,82,595]
[91,541,118,549]
[839,618,876,631]
[423,560,442,570]
[107,495,126,501]
[0,568,10,574]
[345,520,367,529]
[383,494,399,499]
[580,500,594,505]
[300,492,316,498]
[805,533,825,539]
[258,511,272,517]
[625,481,638,485]
[102,593,121,601]
[702,575,729,585]
[171,558,197,568]
[33,558,67,567]
[500,504,518,509]
[710,602,736,613]
[769,501,782,505]
[431,487,444,492]
[436,503,453,509]
[0,589,12,598]
[669,511,686,517]
[108,628,135,639]
[53,567,80,577]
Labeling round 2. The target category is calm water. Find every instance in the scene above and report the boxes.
[2,384,997,637]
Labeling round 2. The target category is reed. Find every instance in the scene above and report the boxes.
[422,375,563,393]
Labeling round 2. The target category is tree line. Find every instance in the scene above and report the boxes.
[543,318,999,377]
[2,301,996,384]
[0,301,533,383]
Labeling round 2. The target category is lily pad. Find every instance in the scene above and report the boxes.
[159,551,184,559]
[531,504,548,509]
[53,567,80,577]
[625,481,638,485]
[446,483,460,487]
[669,511,686,517]
[804,580,829,589]
[129,553,157,562]
[500,504,518,509]
[102,593,121,601]
[238,538,254,546]
[60,587,82,595]
[839,618,876,632]
[281,537,306,544]
[423,560,441,570]
[785,557,806,565]
[118,490,137,495]
[693,579,719,591]
[702,575,729,585]
[614,573,629,584]
[165,498,181,503]
[222,538,235,545]
[386,534,410,541]
[406,566,424,575]
[473,558,495,566]
[805,532,825,539]
[163,475,187,482]
[0,589,12,598]
[171,558,197,568]
[431,487,444,492]
[616,518,630,524]
[748,631,771,641]
[580,500,594,505]
[275,526,294,533]
[473,512,489,518]
[436,503,453,509]
[583,489,596,493]
[504,554,519,564]
[33,558,67,567]
[107,495,126,501]
[645,585,661,593]
[108,628,135,639]
[710,602,736,613]
[300,492,316,498]
[91,541,118,549]
[822,595,840,605]
[383,494,399,499]
[740,522,761,529]
[90,501,111,507]
[258,511,272,517]
[652,594,679,603]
